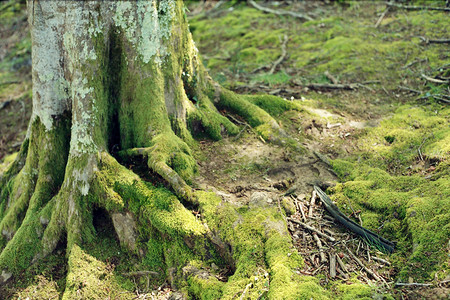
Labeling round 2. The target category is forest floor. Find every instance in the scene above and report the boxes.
[0,0,449,299]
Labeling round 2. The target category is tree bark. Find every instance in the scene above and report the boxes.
[0,1,306,298]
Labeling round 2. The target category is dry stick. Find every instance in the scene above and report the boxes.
[398,85,422,94]
[269,35,288,74]
[394,282,433,287]
[336,255,348,273]
[309,191,317,218]
[313,233,327,263]
[324,70,339,84]
[419,36,450,44]
[239,282,253,300]
[402,58,428,69]
[248,0,313,21]
[421,74,448,84]
[288,218,336,242]
[375,6,389,28]
[329,253,337,278]
[372,256,391,266]
[386,2,450,11]
[323,228,335,237]
[432,95,450,104]
[345,246,381,281]
[312,264,325,275]
[295,81,358,90]
[298,202,307,222]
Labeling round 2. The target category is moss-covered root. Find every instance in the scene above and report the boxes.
[196,191,329,299]
[94,152,234,270]
[211,85,304,149]
[118,132,197,204]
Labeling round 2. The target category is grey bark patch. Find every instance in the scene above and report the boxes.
[0,270,12,284]
[111,211,137,251]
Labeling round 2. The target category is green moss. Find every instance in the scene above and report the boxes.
[186,267,224,300]
[334,282,373,300]
[195,191,328,299]
[330,105,450,281]
[63,244,134,300]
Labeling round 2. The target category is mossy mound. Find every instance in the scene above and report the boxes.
[330,105,449,282]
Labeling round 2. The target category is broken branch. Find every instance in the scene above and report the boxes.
[375,6,389,28]
[309,190,317,218]
[345,246,381,281]
[313,233,327,263]
[248,0,313,21]
[386,2,450,12]
[269,35,288,74]
[421,73,449,84]
[287,218,336,242]
[419,37,450,45]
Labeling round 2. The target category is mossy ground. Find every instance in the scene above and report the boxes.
[0,0,449,299]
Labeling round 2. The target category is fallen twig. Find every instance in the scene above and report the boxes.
[287,218,336,242]
[269,35,288,74]
[248,0,313,21]
[371,256,391,266]
[309,191,317,218]
[398,85,422,94]
[298,202,307,222]
[314,233,327,263]
[402,58,428,69]
[375,6,389,28]
[421,73,448,84]
[386,2,450,12]
[329,253,336,278]
[345,246,381,281]
[336,255,348,273]
[294,80,358,90]
[239,282,253,300]
[324,71,339,84]
[419,36,450,44]
[394,282,433,287]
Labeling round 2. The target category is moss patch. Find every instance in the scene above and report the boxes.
[330,105,450,281]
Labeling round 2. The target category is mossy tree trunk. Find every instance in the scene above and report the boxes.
[0,1,308,298]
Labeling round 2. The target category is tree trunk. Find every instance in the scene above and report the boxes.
[0,1,307,298]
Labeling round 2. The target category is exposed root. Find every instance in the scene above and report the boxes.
[118,133,197,204]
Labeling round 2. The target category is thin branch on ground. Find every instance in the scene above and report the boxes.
[309,190,316,218]
[288,218,336,242]
[371,256,391,266]
[386,2,450,12]
[269,35,288,74]
[421,74,448,84]
[402,58,428,69]
[345,246,381,281]
[329,253,336,278]
[324,71,339,84]
[239,282,253,300]
[247,0,313,21]
[419,36,450,45]
[375,6,389,28]
[398,86,422,94]
[394,282,433,287]
[293,80,358,90]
